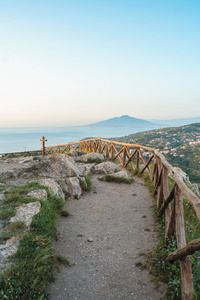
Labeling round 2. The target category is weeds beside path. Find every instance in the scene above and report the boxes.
[49,175,163,300]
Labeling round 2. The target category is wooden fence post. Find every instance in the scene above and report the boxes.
[175,185,194,299]
[40,136,47,156]
[162,166,172,243]
[110,144,114,160]
[122,147,126,166]
[136,148,139,172]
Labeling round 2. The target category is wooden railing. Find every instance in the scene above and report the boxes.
[0,150,42,159]
[1,137,200,299]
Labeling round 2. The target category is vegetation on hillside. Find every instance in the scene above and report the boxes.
[113,123,200,183]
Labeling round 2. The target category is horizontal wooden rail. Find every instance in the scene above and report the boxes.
[167,239,200,262]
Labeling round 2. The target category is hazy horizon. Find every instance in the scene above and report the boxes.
[1,1,200,127]
[0,114,200,129]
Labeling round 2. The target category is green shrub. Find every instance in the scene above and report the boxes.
[60,210,70,217]
[88,158,102,164]
[100,174,133,184]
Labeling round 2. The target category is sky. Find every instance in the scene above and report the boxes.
[0,0,200,127]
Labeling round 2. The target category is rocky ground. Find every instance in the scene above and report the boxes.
[0,151,163,299]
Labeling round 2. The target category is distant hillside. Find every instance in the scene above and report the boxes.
[148,117,200,127]
[88,115,154,128]
[113,123,200,183]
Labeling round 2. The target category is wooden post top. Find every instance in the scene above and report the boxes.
[40,136,47,156]
[40,136,47,142]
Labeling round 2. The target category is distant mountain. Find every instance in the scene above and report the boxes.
[148,117,200,127]
[87,115,154,128]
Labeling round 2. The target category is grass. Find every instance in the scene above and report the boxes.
[60,210,70,217]
[135,261,147,270]
[144,228,150,232]
[0,180,68,299]
[55,254,71,266]
[79,174,92,192]
[0,204,16,220]
[3,181,44,204]
[1,221,26,241]
[88,157,102,164]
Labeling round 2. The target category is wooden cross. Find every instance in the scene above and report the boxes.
[40,136,47,156]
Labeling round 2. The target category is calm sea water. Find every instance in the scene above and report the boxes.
[0,125,161,154]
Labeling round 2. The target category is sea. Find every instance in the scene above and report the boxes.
[0,124,162,154]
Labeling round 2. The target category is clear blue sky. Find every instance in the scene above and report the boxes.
[0,0,200,127]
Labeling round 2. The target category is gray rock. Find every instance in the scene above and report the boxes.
[0,236,21,258]
[66,177,82,199]
[0,194,5,201]
[95,161,120,174]
[26,189,47,201]
[48,154,82,177]
[15,154,82,180]
[69,149,79,157]
[39,178,65,200]
[75,153,105,163]
[57,179,69,196]
[77,163,95,175]
[0,169,19,180]
[10,201,41,227]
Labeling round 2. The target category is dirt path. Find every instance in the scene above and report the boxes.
[49,174,163,300]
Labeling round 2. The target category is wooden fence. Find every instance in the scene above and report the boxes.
[1,137,200,299]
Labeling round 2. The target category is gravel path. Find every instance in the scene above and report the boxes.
[49,175,163,300]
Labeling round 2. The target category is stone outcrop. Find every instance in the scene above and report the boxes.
[94,161,120,174]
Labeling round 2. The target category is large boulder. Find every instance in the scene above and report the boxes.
[75,153,105,163]
[49,154,82,177]
[95,161,120,174]
[39,178,65,200]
